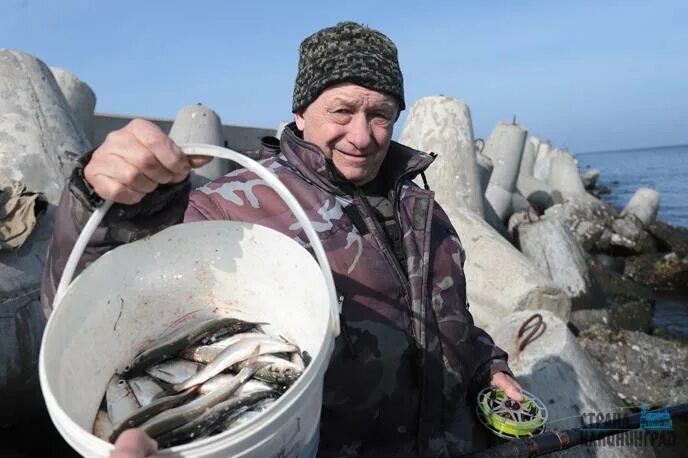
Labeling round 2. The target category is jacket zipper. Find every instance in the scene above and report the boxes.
[392,171,428,349]
[351,187,416,342]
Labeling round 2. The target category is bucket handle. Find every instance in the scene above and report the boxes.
[53,143,341,337]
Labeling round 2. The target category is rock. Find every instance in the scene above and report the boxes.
[581,168,600,190]
[168,104,226,188]
[652,327,688,345]
[647,220,688,258]
[545,194,618,252]
[399,96,485,217]
[621,188,660,226]
[578,327,688,406]
[570,300,653,334]
[49,66,96,144]
[606,215,657,255]
[491,311,653,457]
[483,122,527,222]
[594,254,625,274]
[624,253,688,290]
[588,257,655,303]
[570,308,612,333]
[516,216,606,310]
[595,185,611,196]
[610,300,654,333]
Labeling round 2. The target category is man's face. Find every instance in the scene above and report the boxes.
[294,83,399,186]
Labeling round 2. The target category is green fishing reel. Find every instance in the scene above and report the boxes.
[476,387,548,440]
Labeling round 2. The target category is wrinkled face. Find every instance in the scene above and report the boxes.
[295,83,399,185]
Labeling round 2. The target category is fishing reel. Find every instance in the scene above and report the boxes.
[476,387,548,440]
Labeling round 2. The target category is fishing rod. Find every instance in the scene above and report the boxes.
[469,402,688,457]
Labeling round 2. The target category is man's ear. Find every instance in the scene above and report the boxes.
[294,110,306,131]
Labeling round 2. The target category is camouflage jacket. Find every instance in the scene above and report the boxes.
[41,124,511,456]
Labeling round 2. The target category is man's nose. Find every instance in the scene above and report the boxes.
[346,113,373,152]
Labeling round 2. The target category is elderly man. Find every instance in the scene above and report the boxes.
[42,22,521,457]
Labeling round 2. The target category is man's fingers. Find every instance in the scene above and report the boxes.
[111,428,157,458]
[503,383,524,402]
[491,372,524,402]
[187,154,214,169]
[101,154,159,195]
[125,120,190,180]
[111,135,176,185]
[87,175,146,205]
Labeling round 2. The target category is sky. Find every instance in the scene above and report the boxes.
[2,0,687,153]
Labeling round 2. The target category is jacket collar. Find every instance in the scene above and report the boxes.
[279,122,435,195]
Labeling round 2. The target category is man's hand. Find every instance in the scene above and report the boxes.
[490,372,523,402]
[84,118,212,205]
[110,428,157,458]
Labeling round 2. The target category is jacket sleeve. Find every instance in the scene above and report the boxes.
[40,151,191,319]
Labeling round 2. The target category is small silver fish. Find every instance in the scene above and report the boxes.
[235,354,303,385]
[129,376,167,406]
[180,332,266,364]
[173,338,298,391]
[146,358,203,384]
[109,387,197,443]
[155,390,277,448]
[92,408,114,441]
[291,351,306,371]
[122,317,261,376]
[142,362,266,439]
[198,374,275,396]
[106,375,140,426]
[223,398,276,431]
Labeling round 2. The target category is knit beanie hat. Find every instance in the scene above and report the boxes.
[292,21,405,113]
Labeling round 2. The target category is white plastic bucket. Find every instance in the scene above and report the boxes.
[39,145,340,457]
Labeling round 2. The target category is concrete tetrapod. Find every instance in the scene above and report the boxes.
[275,121,289,140]
[621,188,660,226]
[532,141,552,182]
[547,149,587,196]
[517,136,555,213]
[399,96,485,217]
[476,150,494,195]
[169,105,226,188]
[482,122,527,222]
[50,66,97,144]
[489,310,655,458]
[516,216,606,310]
[0,50,90,204]
[442,206,571,335]
[0,50,90,426]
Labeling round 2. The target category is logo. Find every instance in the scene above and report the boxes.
[639,403,672,431]
[579,405,676,448]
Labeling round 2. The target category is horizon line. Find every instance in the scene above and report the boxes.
[578,143,688,156]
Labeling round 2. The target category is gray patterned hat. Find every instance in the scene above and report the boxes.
[292,21,405,113]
